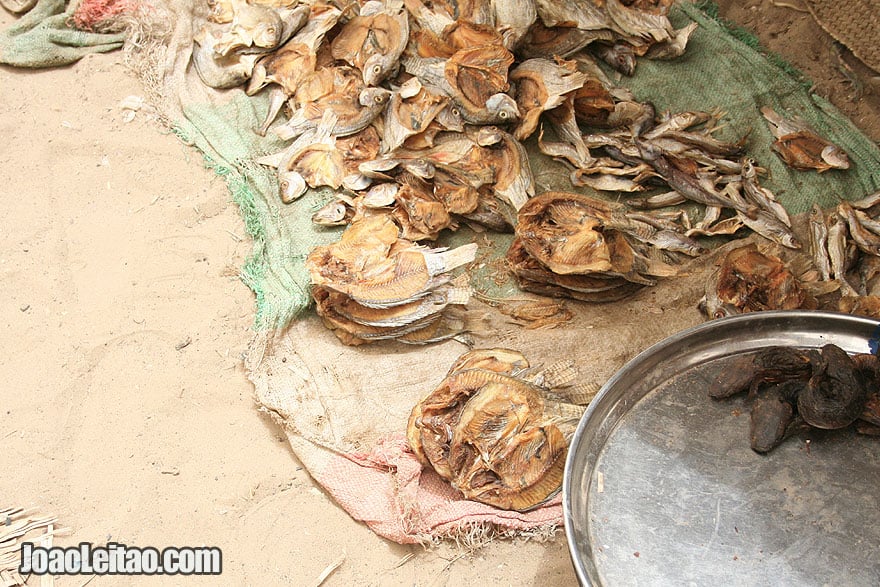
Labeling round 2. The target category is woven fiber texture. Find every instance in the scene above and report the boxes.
[805,0,880,72]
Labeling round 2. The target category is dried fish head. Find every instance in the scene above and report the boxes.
[484,93,521,123]
[193,26,260,89]
[278,170,307,203]
[358,87,394,108]
[363,183,400,208]
[331,0,410,86]
[312,199,352,226]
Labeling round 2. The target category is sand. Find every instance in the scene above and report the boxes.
[1,3,878,586]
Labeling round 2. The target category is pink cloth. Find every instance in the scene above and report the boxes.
[73,0,140,30]
[311,434,563,544]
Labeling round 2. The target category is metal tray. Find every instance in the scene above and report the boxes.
[563,311,880,586]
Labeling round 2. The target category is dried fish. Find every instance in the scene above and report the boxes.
[827,212,860,297]
[637,142,750,214]
[710,243,815,314]
[331,0,410,86]
[276,81,392,140]
[474,292,573,329]
[445,348,531,376]
[761,106,850,172]
[510,58,587,141]
[741,158,790,227]
[592,42,637,76]
[839,201,880,256]
[724,185,800,249]
[809,204,832,282]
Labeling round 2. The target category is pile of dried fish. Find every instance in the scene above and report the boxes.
[507,191,700,301]
[305,214,476,345]
[807,192,880,318]
[538,105,802,251]
[407,348,590,510]
[192,0,697,232]
[707,344,880,453]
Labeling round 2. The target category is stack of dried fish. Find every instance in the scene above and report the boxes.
[407,348,590,510]
[507,191,701,301]
[707,344,880,453]
[305,214,476,345]
[808,192,880,317]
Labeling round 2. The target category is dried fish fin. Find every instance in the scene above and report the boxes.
[447,348,531,376]
[535,359,578,389]
[555,381,601,405]
[423,243,479,275]
[644,21,697,60]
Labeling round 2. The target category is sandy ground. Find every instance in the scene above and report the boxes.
[1,2,878,586]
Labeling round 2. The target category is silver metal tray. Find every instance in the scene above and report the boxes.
[563,311,880,586]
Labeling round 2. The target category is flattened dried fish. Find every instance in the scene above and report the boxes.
[809,204,832,281]
[712,243,814,314]
[761,106,850,172]
[307,215,477,307]
[510,58,587,140]
[331,0,409,86]
[381,78,448,153]
[741,158,790,227]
